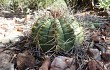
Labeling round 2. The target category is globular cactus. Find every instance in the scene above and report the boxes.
[32,15,84,52]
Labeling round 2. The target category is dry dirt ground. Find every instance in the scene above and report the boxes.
[0,11,110,70]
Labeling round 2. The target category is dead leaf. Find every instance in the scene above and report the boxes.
[88,60,103,70]
[39,56,50,70]
[17,50,35,70]
[101,52,110,62]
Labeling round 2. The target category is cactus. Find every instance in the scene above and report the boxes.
[32,16,84,52]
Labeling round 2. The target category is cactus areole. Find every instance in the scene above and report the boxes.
[32,17,83,52]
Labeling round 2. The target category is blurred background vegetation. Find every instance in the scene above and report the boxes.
[0,0,110,13]
[0,0,55,14]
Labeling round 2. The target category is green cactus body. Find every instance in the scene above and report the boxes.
[32,17,83,52]
[71,20,84,44]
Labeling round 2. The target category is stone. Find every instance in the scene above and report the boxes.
[0,50,14,70]
[0,43,5,47]
[87,48,101,60]
[6,30,24,44]
[50,56,73,70]
[2,37,11,45]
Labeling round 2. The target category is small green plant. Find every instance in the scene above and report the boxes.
[99,0,110,9]
[9,0,19,12]
[0,0,9,6]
